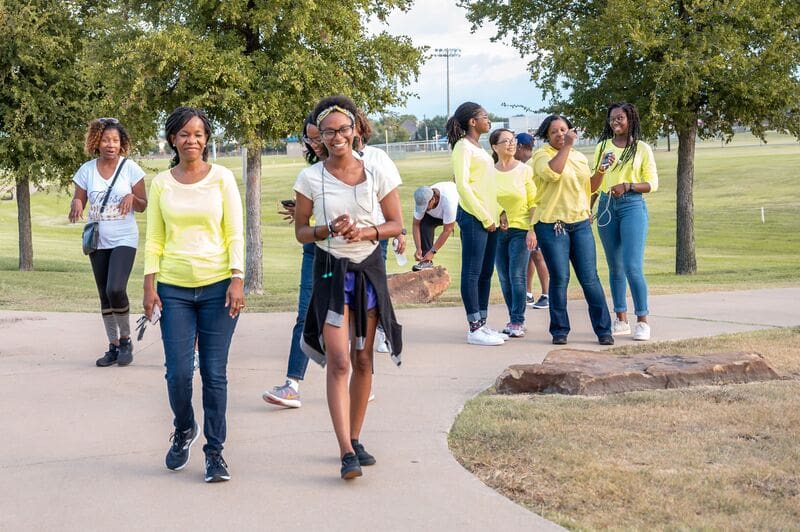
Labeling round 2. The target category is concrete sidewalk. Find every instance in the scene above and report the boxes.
[2,288,798,531]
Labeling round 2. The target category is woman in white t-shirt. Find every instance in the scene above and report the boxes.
[294,95,403,480]
[69,118,147,367]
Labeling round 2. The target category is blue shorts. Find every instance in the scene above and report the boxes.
[343,272,377,310]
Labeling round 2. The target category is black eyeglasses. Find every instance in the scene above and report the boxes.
[302,135,322,145]
[99,117,119,124]
[320,125,354,141]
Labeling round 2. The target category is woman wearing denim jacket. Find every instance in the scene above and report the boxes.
[591,102,658,341]
[531,114,613,345]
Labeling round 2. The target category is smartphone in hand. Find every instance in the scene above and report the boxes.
[280,199,296,208]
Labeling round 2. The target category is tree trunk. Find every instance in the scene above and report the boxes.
[16,177,34,271]
[244,141,263,294]
[675,124,697,274]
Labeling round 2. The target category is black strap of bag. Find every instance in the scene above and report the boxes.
[98,157,128,213]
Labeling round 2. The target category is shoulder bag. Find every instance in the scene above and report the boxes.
[82,157,128,255]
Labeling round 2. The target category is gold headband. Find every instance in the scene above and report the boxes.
[316,105,355,127]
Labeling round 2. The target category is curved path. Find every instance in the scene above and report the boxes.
[2,288,798,531]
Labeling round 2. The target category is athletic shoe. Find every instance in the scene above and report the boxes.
[117,338,133,366]
[368,392,375,402]
[412,260,434,271]
[508,323,526,338]
[96,344,119,367]
[375,327,390,353]
[525,292,535,305]
[612,319,631,336]
[351,439,376,466]
[262,381,302,408]
[530,295,549,309]
[204,451,230,483]
[481,325,509,341]
[466,328,504,346]
[633,322,651,341]
[165,421,199,471]
[598,335,615,346]
[193,349,199,370]
[552,336,568,345]
[501,322,512,335]
[340,452,362,479]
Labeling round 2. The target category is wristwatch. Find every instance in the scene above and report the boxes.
[400,228,407,235]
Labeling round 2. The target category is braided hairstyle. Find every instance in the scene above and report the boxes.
[489,128,514,163]
[445,102,484,149]
[164,106,212,168]
[595,102,641,170]
[84,119,131,157]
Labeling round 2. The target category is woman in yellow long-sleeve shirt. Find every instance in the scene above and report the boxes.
[531,114,613,346]
[446,102,505,346]
[143,106,244,483]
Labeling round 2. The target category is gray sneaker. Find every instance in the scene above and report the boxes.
[262,381,302,408]
[529,295,549,309]
[412,260,434,271]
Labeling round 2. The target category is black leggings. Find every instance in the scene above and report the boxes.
[89,246,136,312]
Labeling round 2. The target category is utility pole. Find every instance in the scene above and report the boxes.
[432,48,461,118]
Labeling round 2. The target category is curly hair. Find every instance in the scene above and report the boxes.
[84,118,131,157]
[310,95,359,159]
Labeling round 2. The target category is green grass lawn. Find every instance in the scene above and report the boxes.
[1,134,798,312]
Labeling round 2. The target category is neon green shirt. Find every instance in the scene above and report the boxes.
[495,162,537,230]
[532,144,593,224]
[452,138,498,228]
[144,164,244,287]
[593,140,659,193]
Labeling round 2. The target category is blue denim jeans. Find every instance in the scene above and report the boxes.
[286,243,315,380]
[158,279,238,455]
[597,191,649,316]
[534,219,612,338]
[457,206,498,323]
[495,228,530,324]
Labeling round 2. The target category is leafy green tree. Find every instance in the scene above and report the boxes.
[462,0,800,273]
[98,0,424,293]
[415,114,448,140]
[0,0,92,270]
[369,114,415,144]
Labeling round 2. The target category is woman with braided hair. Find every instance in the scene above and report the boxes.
[590,102,659,341]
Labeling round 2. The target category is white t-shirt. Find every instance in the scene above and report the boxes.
[73,158,146,249]
[415,181,458,224]
[358,146,402,226]
[294,159,401,263]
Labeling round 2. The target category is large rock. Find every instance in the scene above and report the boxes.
[387,266,450,304]
[496,349,781,396]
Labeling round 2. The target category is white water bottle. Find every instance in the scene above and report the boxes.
[393,238,407,266]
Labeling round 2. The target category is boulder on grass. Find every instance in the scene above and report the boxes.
[496,349,781,396]
[387,266,450,305]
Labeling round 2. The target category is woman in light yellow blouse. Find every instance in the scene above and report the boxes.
[143,106,244,483]
[491,128,537,338]
[447,101,506,346]
[532,114,613,346]
[591,102,658,341]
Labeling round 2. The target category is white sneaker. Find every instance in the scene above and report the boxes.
[193,349,200,370]
[612,319,631,336]
[480,325,508,341]
[633,322,651,341]
[467,328,504,346]
[375,328,390,353]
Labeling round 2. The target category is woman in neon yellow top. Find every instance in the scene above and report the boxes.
[143,107,244,483]
[491,128,537,338]
[447,102,505,346]
[532,114,613,346]
[590,102,658,341]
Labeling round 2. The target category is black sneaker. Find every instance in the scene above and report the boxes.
[165,421,199,471]
[531,295,550,309]
[204,452,230,483]
[96,344,119,367]
[117,338,133,366]
[552,336,568,345]
[351,439,376,466]
[598,335,615,346]
[340,452,362,480]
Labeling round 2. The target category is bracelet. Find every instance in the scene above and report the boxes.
[374,226,380,241]
[328,221,335,236]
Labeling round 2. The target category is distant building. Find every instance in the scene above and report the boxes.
[508,114,550,135]
[400,119,418,140]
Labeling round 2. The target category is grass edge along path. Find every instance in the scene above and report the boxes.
[448,327,800,530]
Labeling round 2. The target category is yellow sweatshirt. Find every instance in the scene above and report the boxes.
[532,143,592,224]
[495,162,537,230]
[452,138,497,228]
[144,164,244,287]
[593,140,659,193]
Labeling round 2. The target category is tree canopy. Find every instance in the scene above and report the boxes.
[462,0,800,273]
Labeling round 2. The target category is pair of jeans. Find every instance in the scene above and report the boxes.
[286,243,315,380]
[419,213,444,254]
[534,219,612,338]
[495,228,530,324]
[456,206,498,323]
[158,279,238,455]
[597,191,649,316]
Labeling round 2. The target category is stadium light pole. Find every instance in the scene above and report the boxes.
[432,48,461,118]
